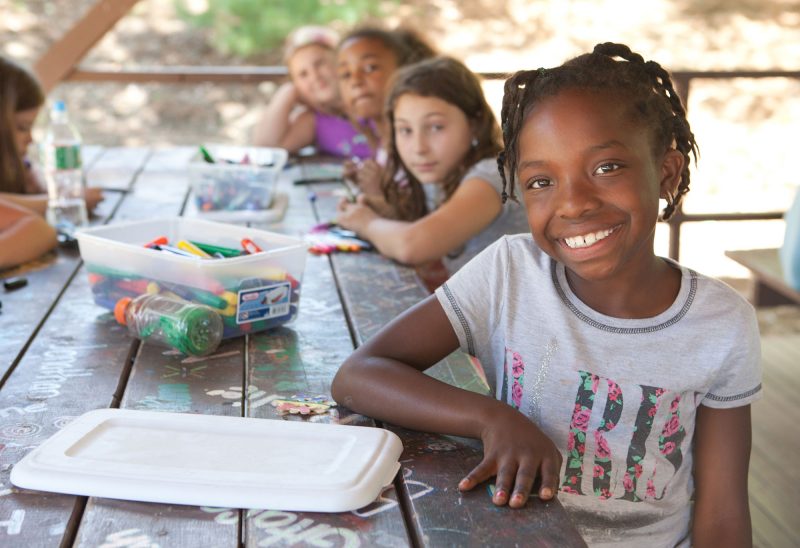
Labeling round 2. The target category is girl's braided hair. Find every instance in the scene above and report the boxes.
[498,42,698,220]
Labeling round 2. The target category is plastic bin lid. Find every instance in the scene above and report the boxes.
[11,408,403,512]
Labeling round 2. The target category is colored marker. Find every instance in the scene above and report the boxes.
[143,236,168,248]
[241,238,262,254]
[189,241,242,258]
[155,245,198,258]
[3,277,28,291]
[293,177,345,185]
[199,145,215,163]
[177,240,212,259]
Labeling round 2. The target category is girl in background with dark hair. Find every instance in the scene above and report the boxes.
[335,26,436,197]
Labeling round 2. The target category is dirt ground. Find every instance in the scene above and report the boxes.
[2,0,800,279]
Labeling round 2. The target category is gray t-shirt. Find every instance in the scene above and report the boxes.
[423,158,529,273]
[435,234,762,547]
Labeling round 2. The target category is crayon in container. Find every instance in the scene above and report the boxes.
[188,145,288,223]
[76,217,308,339]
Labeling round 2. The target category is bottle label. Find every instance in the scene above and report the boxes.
[54,145,82,170]
[236,282,292,324]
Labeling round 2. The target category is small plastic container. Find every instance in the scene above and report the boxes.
[188,145,288,222]
[115,294,223,356]
[76,217,308,339]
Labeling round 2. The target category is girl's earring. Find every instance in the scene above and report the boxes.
[664,191,675,207]
[471,137,479,147]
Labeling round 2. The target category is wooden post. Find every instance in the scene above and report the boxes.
[34,0,141,92]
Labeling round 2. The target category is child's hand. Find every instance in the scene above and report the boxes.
[84,187,104,212]
[459,406,562,508]
[344,158,383,198]
[336,194,378,234]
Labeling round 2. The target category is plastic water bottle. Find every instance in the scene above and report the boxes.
[114,294,224,357]
[43,100,88,238]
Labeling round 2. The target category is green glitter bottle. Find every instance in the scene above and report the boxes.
[115,294,223,357]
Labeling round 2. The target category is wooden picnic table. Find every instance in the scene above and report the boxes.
[0,146,585,547]
[725,248,800,307]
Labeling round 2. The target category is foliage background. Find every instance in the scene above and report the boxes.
[2,0,799,277]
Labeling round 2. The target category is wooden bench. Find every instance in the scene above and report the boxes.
[725,248,800,307]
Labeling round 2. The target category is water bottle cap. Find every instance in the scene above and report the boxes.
[114,297,132,325]
[52,100,67,113]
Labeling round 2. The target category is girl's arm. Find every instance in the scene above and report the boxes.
[0,192,47,215]
[0,199,57,269]
[692,404,752,547]
[252,82,316,153]
[0,190,104,216]
[336,177,502,265]
[332,295,562,508]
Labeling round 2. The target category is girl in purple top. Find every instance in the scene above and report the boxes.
[253,26,371,159]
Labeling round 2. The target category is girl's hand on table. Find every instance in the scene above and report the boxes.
[458,405,563,508]
[336,194,378,234]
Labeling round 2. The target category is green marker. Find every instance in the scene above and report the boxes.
[189,241,242,258]
[199,145,216,163]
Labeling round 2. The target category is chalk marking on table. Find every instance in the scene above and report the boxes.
[162,363,207,380]
[25,346,94,400]
[205,386,279,410]
[98,528,159,548]
[181,349,241,364]
[134,383,192,412]
[247,509,361,548]
[0,509,24,535]
[0,403,46,418]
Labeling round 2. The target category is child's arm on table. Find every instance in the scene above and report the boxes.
[0,191,46,215]
[252,82,316,152]
[692,404,752,547]
[336,176,501,266]
[0,198,57,269]
[0,189,103,216]
[331,295,562,508]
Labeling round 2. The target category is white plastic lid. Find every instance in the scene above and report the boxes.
[11,408,403,512]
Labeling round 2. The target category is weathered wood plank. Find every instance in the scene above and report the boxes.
[0,148,161,547]
[85,147,153,191]
[73,147,244,547]
[0,270,137,546]
[73,339,248,547]
[237,169,411,546]
[748,333,800,548]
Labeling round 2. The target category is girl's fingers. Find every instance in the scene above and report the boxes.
[509,464,537,508]
[459,459,495,492]
[492,466,517,506]
[538,456,561,500]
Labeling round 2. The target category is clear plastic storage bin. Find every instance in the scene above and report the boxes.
[188,145,288,222]
[76,218,307,339]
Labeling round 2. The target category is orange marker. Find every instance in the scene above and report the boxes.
[241,238,262,254]
[144,236,168,248]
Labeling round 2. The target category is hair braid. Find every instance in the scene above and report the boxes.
[499,42,699,220]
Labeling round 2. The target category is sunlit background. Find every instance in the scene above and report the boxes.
[3,0,799,283]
